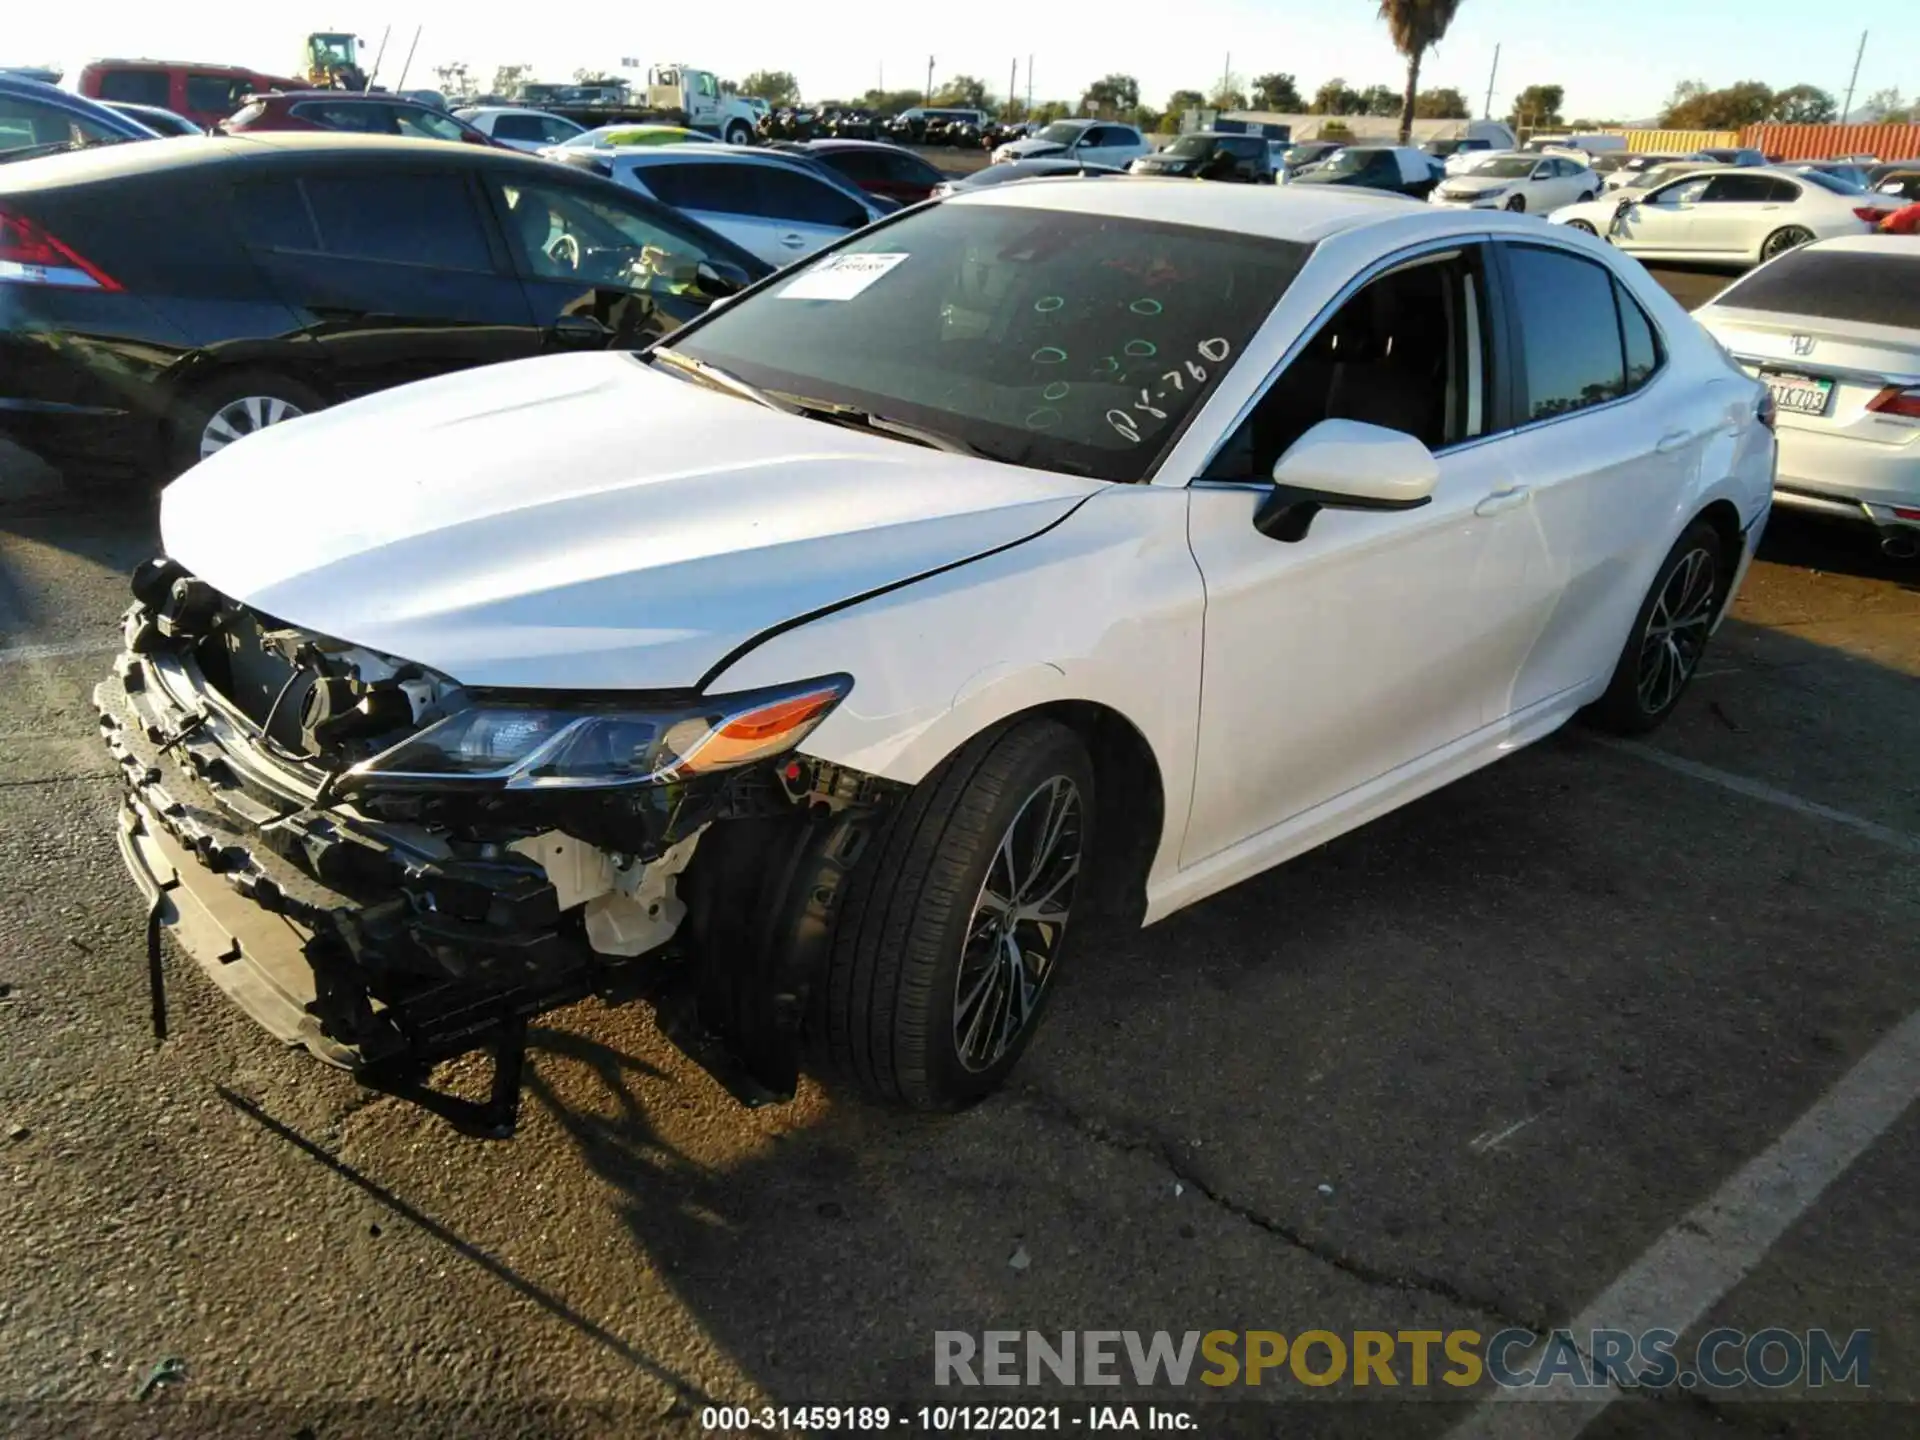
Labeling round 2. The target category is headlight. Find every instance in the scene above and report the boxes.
[1474,186,1508,198]
[343,676,851,791]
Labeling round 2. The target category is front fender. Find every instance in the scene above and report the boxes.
[704,483,1205,899]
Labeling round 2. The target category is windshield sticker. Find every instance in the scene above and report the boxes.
[778,252,909,301]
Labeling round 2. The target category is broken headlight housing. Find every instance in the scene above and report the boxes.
[343,676,851,791]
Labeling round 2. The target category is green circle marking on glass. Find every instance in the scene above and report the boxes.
[1042,381,1070,401]
[1032,346,1068,364]
[1124,339,1157,358]
[1025,407,1062,430]
[1129,298,1163,316]
[1034,295,1065,313]
[1091,355,1119,375]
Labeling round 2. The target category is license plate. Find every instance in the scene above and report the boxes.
[1760,370,1833,417]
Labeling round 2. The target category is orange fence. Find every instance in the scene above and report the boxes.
[1739,123,1920,161]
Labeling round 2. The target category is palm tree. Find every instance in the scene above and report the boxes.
[1378,0,1465,144]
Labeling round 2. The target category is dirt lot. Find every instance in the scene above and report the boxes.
[1,266,1917,1438]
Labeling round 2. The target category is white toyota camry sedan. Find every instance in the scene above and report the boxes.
[98,180,1776,1133]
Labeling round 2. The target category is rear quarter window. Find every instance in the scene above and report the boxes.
[1715,252,1920,329]
[185,75,246,115]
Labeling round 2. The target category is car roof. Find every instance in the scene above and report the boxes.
[805,139,912,153]
[612,144,800,165]
[950,174,1459,241]
[1796,235,1920,257]
[0,74,157,138]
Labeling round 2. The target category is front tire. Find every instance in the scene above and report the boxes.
[818,719,1095,1109]
[1505,194,1527,212]
[724,121,754,145]
[1565,218,1597,235]
[169,370,325,477]
[1586,521,1726,734]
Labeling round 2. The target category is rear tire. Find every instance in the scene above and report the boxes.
[167,370,326,478]
[818,719,1095,1110]
[1760,225,1814,262]
[1565,219,1597,235]
[1585,521,1726,735]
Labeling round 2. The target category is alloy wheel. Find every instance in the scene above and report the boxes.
[952,775,1083,1072]
[1762,226,1813,261]
[1636,547,1718,716]
[200,395,305,460]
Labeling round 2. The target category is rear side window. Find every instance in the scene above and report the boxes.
[1701,173,1785,203]
[490,113,547,142]
[300,173,493,270]
[639,161,755,215]
[1617,284,1662,391]
[1503,244,1627,419]
[97,70,170,107]
[232,178,319,250]
[291,102,391,134]
[185,75,245,115]
[1715,251,1920,329]
[822,149,885,183]
[753,167,868,226]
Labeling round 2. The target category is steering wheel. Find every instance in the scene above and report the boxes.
[546,233,581,270]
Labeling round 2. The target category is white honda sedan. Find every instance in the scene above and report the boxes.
[1431,152,1600,213]
[101,181,1774,1129]
[1695,236,1920,556]
[1550,166,1891,265]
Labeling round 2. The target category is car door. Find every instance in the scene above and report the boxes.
[228,162,542,397]
[1181,243,1545,865]
[1690,173,1798,258]
[1612,174,1709,252]
[480,169,761,352]
[1476,241,1711,716]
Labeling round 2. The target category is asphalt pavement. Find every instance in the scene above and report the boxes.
[1,267,1915,1439]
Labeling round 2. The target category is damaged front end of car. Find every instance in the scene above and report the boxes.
[94,559,899,1135]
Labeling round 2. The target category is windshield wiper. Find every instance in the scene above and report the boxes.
[648,347,791,413]
[769,395,986,457]
[649,349,984,457]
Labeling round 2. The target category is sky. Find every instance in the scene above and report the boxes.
[11,0,1913,124]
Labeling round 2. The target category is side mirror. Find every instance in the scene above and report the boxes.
[1252,419,1437,542]
[694,259,750,298]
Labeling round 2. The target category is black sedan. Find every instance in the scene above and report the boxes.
[1287,145,1443,199]
[0,133,767,479]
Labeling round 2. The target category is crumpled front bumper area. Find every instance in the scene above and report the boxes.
[94,640,596,1103]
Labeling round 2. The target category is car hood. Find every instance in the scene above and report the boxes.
[160,353,1097,692]
[998,138,1068,159]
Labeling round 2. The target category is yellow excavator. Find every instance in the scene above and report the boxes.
[304,32,369,91]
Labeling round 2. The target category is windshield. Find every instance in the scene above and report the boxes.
[1037,122,1088,145]
[1473,157,1536,179]
[1794,169,1864,194]
[1164,135,1220,159]
[666,202,1311,483]
[1315,149,1382,176]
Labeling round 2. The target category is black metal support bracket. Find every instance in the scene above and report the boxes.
[357,1012,529,1139]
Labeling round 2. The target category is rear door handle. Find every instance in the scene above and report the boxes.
[1474,485,1532,517]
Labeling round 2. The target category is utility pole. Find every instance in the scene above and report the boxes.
[1483,43,1500,120]
[926,55,935,106]
[1221,51,1231,106]
[1841,29,1867,120]
[1009,58,1018,118]
[1027,55,1034,115]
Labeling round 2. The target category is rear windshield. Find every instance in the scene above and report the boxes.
[668,202,1313,483]
[1718,251,1920,329]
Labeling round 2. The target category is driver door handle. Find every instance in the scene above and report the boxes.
[1474,485,1532,517]
[550,315,612,346]
[778,231,808,248]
